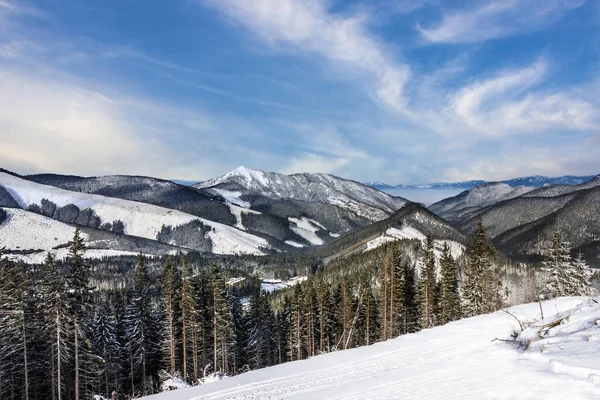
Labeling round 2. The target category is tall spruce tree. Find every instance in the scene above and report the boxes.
[462,221,496,317]
[542,230,576,297]
[438,242,461,324]
[161,257,180,374]
[417,236,437,329]
[67,228,94,400]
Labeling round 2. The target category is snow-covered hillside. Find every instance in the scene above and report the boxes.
[429,182,535,223]
[197,166,407,223]
[141,297,598,400]
[0,208,149,263]
[0,172,271,255]
[365,226,464,260]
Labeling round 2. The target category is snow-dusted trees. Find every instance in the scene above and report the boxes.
[542,230,574,297]
[438,242,461,324]
[462,221,499,317]
[571,253,593,296]
[0,256,28,400]
[542,230,593,297]
[209,266,234,374]
[417,236,437,329]
[162,257,181,374]
[180,255,198,381]
[42,252,70,400]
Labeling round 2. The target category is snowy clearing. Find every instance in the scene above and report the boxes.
[261,277,308,293]
[289,217,324,246]
[365,226,464,260]
[0,208,151,263]
[0,172,270,255]
[0,208,79,250]
[141,297,599,399]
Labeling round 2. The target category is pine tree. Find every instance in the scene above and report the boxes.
[402,262,418,334]
[180,255,198,381]
[276,296,292,364]
[209,266,233,374]
[91,307,120,397]
[161,257,180,374]
[417,236,437,329]
[541,229,584,297]
[0,256,28,400]
[438,242,461,324]
[228,290,247,374]
[41,252,70,400]
[462,221,496,317]
[571,253,593,296]
[67,228,94,400]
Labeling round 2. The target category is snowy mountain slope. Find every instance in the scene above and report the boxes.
[0,208,183,263]
[142,297,596,400]
[429,182,536,223]
[364,226,464,260]
[26,172,236,226]
[313,203,467,262]
[0,172,271,255]
[196,167,407,228]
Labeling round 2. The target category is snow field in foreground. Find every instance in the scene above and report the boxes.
[142,297,600,400]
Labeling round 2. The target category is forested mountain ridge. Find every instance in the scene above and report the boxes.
[1,167,410,259]
[196,166,408,234]
[0,170,272,257]
[429,175,600,266]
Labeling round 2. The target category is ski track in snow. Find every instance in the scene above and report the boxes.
[142,298,599,400]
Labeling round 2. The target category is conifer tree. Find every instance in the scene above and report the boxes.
[402,261,418,334]
[462,221,496,316]
[91,307,120,397]
[542,230,576,297]
[438,242,461,324]
[41,252,70,400]
[571,253,593,296]
[228,290,247,374]
[417,236,437,328]
[162,257,180,374]
[209,266,233,374]
[276,296,292,364]
[180,255,198,381]
[67,228,93,400]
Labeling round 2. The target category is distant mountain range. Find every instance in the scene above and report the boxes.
[2,166,600,267]
[0,167,409,261]
[365,175,596,191]
[429,176,600,266]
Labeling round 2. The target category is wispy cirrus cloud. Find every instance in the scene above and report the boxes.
[201,0,411,113]
[418,0,587,44]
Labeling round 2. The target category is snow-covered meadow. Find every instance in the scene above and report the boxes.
[141,297,599,399]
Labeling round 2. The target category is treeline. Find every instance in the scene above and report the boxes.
[0,223,593,399]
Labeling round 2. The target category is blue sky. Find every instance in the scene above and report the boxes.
[1,0,599,184]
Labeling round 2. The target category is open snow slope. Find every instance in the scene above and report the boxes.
[0,208,149,263]
[0,172,270,255]
[142,297,599,400]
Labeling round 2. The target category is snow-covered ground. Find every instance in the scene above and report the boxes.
[260,276,308,293]
[289,217,325,245]
[0,172,270,255]
[0,208,143,263]
[365,226,464,260]
[141,297,600,400]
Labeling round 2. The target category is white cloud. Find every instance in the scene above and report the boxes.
[418,0,587,44]
[0,67,270,180]
[202,0,411,112]
[443,60,599,136]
